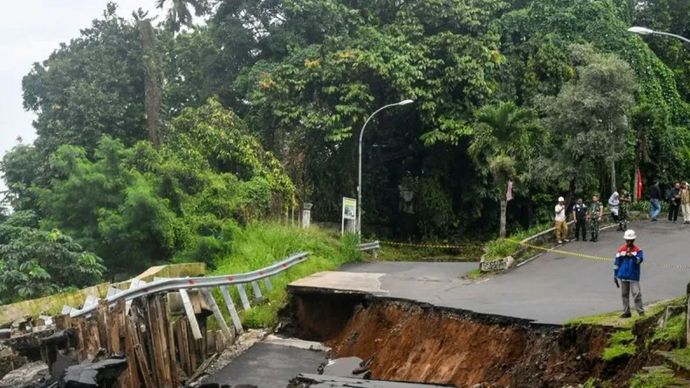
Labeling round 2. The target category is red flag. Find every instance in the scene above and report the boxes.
[636,168,643,200]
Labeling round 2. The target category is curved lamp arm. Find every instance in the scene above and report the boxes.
[356,99,414,234]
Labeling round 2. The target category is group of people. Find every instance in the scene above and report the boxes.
[553,181,690,245]
[554,196,646,319]
[553,194,606,244]
[648,181,690,224]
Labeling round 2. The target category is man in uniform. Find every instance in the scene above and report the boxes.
[572,198,587,241]
[613,229,644,318]
[588,194,603,242]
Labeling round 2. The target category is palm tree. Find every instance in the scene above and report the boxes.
[156,0,208,32]
[469,101,536,238]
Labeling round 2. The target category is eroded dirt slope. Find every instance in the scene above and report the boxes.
[284,291,616,387]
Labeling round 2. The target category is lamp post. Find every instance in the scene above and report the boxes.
[628,26,690,43]
[357,99,414,235]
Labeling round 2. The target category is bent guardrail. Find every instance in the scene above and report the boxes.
[69,252,309,322]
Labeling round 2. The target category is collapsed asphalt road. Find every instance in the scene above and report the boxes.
[294,221,690,324]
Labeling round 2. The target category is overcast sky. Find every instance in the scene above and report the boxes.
[0,0,162,164]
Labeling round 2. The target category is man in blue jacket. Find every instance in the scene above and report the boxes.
[614,229,644,318]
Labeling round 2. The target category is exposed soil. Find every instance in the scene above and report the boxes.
[282,290,651,387]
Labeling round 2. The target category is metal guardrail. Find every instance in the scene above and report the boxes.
[358,241,380,251]
[69,252,309,318]
[358,241,380,254]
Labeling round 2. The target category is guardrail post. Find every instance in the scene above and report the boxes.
[178,289,203,340]
[236,284,251,310]
[219,286,243,334]
[200,288,234,343]
[251,281,263,300]
[263,277,273,292]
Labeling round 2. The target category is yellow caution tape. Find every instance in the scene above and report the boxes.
[505,239,690,271]
[380,240,463,250]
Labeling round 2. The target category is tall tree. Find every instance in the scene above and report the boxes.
[469,101,537,238]
[22,2,146,154]
[542,44,637,198]
[156,0,209,32]
[134,9,164,148]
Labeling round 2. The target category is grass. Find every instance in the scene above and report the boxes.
[209,222,361,328]
[465,268,483,280]
[566,297,686,328]
[602,329,636,361]
[629,367,679,388]
[651,313,686,347]
[482,223,551,261]
[667,348,690,369]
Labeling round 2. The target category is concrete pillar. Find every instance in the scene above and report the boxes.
[302,203,313,229]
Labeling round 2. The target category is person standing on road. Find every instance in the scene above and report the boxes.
[554,197,569,244]
[572,198,588,241]
[608,190,620,228]
[588,194,604,242]
[649,181,662,221]
[668,182,681,223]
[681,182,690,225]
[614,229,644,318]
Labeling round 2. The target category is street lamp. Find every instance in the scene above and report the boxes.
[357,99,414,235]
[628,26,690,43]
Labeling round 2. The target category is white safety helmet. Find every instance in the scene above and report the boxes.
[558,196,565,202]
[624,229,637,240]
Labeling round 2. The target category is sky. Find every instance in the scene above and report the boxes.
[0,0,162,164]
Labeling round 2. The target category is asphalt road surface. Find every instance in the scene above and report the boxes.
[204,341,327,387]
[299,221,690,324]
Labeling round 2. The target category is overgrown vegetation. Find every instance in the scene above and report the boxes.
[568,297,690,386]
[208,222,360,327]
[567,297,686,328]
[482,223,551,260]
[629,368,678,388]
[650,313,686,347]
[2,0,690,301]
[602,329,636,361]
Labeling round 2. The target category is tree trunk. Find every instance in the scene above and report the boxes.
[138,19,162,148]
[499,199,507,238]
[610,160,617,193]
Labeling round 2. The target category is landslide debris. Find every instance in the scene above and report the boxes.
[283,291,684,387]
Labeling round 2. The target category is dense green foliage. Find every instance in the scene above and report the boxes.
[3,100,293,277]
[0,211,104,303]
[2,0,690,298]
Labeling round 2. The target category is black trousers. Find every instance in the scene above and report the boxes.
[669,203,680,221]
[575,219,587,240]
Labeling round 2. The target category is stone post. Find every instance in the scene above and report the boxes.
[302,203,313,229]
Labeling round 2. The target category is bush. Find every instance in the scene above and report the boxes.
[210,222,361,328]
[483,239,519,260]
[482,223,551,260]
[0,211,105,304]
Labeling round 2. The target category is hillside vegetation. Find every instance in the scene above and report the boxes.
[1,0,689,302]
